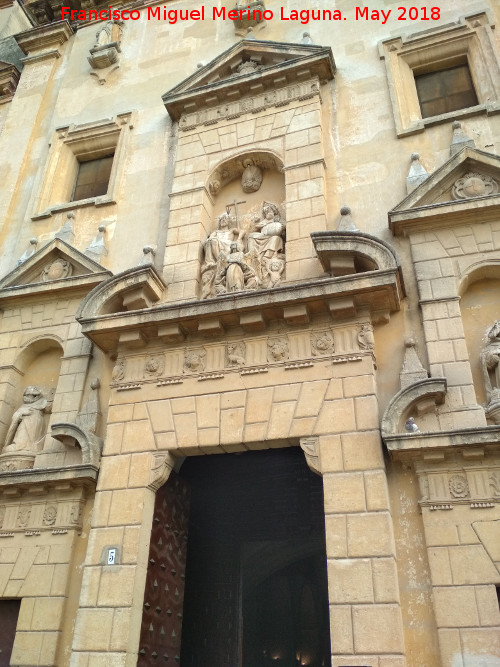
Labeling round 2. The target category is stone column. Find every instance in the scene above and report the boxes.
[70,438,163,666]
[319,363,406,666]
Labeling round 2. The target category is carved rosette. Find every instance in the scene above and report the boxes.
[452,172,498,200]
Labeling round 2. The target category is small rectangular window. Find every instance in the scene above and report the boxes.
[72,155,114,201]
[415,65,478,119]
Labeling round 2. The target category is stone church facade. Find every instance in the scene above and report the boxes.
[0,0,499,665]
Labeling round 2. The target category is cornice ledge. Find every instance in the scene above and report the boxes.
[0,463,99,489]
[381,377,447,437]
[15,20,73,60]
[0,62,21,103]
[384,425,500,454]
[310,230,406,296]
[51,423,103,467]
[77,264,166,321]
[77,270,403,353]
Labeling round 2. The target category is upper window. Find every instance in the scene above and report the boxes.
[72,155,114,201]
[32,112,134,219]
[379,12,500,136]
[415,64,478,119]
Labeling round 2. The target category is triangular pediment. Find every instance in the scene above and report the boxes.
[0,238,112,301]
[389,147,500,236]
[162,38,335,121]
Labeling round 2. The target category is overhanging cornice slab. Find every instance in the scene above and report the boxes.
[77,270,403,353]
[385,425,500,457]
[0,464,99,491]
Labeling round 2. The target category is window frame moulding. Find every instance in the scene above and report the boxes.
[31,111,135,220]
[379,11,500,137]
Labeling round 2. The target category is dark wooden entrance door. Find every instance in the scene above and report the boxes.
[138,471,190,665]
[0,599,20,666]
[179,447,331,667]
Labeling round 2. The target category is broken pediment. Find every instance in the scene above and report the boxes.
[389,147,500,236]
[0,238,111,302]
[162,38,335,123]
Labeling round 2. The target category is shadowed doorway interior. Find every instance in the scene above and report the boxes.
[179,447,331,667]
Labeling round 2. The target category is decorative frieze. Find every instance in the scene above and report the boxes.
[179,79,320,131]
[109,323,372,389]
[415,461,500,509]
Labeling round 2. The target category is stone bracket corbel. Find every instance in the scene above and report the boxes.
[381,377,447,438]
[51,423,104,467]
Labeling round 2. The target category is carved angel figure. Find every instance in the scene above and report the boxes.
[3,386,51,453]
[481,320,500,404]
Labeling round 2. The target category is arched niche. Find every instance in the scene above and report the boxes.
[459,264,500,409]
[202,151,287,299]
[0,338,63,465]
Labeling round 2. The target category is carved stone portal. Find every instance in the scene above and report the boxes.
[201,202,286,298]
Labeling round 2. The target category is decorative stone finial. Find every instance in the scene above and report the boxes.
[450,120,475,156]
[400,336,428,389]
[406,153,429,194]
[301,31,313,44]
[196,62,203,69]
[85,225,108,263]
[16,237,38,266]
[55,211,76,245]
[336,205,359,232]
[140,245,156,265]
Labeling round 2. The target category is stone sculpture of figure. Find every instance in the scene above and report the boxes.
[262,255,285,288]
[202,212,244,265]
[215,243,259,294]
[358,323,375,351]
[3,386,50,453]
[481,320,500,404]
[247,203,285,260]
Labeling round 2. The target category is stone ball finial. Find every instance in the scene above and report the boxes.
[404,336,416,347]
[410,153,420,161]
[340,205,351,216]
[196,62,203,69]
[98,225,106,233]
[67,211,75,219]
[90,378,100,390]
[452,120,461,130]
[29,237,38,246]
[143,245,155,255]
[303,31,310,37]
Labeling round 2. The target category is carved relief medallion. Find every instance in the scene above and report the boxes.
[144,355,165,379]
[41,258,73,282]
[311,330,335,356]
[112,358,126,382]
[184,348,206,374]
[448,474,469,498]
[452,173,498,200]
[357,323,374,350]
[17,506,31,528]
[267,337,289,362]
[226,342,246,367]
[43,505,57,526]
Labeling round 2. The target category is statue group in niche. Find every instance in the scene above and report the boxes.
[201,201,286,298]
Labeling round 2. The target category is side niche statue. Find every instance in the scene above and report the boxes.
[201,202,286,298]
[481,321,500,423]
[2,386,52,454]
